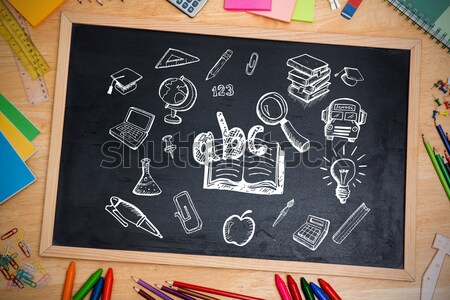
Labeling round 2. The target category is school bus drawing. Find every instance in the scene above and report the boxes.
[321,98,367,142]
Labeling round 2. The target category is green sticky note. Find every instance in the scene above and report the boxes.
[292,0,315,23]
[0,94,40,141]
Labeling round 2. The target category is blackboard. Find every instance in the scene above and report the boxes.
[41,13,420,281]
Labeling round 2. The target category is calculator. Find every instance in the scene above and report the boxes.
[167,0,208,17]
[293,215,330,251]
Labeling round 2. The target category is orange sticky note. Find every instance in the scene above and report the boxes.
[6,0,66,27]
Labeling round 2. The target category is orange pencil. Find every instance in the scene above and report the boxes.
[62,261,75,300]
[102,268,114,300]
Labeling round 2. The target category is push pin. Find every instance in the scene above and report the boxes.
[439,111,448,116]
[439,85,448,94]
[162,135,177,159]
[432,110,438,119]
[432,80,444,89]
[434,97,442,106]
[444,101,450,109]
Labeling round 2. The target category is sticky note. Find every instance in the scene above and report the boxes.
[225,0,272,11]
[6,0,66,27]
[0,112,36,161]
[249,0,297,23]
[292,0,315,23]
[0,131,36,204]
[0,94,40,141]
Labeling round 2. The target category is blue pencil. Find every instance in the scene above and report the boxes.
[310,282,330,300]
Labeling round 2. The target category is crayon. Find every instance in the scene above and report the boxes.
[62,261,75,300]
[90,277,104,300]
[275,274,292,300]
[310,282,330,300]
[102,268,113,300]
[287,275,302,300]
[72,268,103,300]
[318,278,342,300]
[300,278,315,300]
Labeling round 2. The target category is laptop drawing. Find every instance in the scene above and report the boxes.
[109,107,155,150]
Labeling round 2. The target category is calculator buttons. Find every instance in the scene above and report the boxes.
[182,2,188,8]
[188,7,194,13]
[167,0,208,18]
[193,1,199,7]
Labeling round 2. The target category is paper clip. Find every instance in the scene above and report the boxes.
[245,52,259,76]
[432,110,438,119]
[36,273,51,289]
[34,262,47,275]
[8,256,19,270]
[173,191,203,234]
[10,275,25,289]
[16,268,34,280]
[1,228,18,240]
[1,240,13,257]
[18,240,32,257]
[0,265,11,280]
[16,228,25,242]
[21,262,37,274]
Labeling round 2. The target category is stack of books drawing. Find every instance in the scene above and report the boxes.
[0,94,39,204]
[287,54,331,103]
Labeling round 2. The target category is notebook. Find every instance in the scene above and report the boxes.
[0,93,40,141]
[385,0,450,51]
[6,0,66,27]
[0,131,36,204]
[248,0,297,23]
[0,112,36,161]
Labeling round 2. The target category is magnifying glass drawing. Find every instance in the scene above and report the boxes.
[256,92,310,153]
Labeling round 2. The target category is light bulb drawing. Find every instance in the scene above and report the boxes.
[321,145,367,204]
[330,158,355,204]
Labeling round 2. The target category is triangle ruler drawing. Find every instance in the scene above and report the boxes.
[155,48,200,69]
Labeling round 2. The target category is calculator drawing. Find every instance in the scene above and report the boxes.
[167,0,209,18]
[293,215,330,251]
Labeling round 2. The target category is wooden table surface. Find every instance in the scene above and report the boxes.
[0,1,449,299]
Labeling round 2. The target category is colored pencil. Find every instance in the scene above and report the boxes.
[155,284,196,300]
[170,286,221,300]
[134,287,156,300]
[275,274,292,300]
[318,278,342,300]
[167,281,265,300]
[101,268,114,300]
[89,277,104,300]
[300,278,315,300]
[434,149,450,187]
[423,135,450,199]
[61,261,75,300]
[132,277,173,300]
[310,282,330,300]
[436,124,450,154]
[287,275,302,300]
[73,269,103,300]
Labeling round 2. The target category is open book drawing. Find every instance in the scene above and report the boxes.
[203,138,285,195]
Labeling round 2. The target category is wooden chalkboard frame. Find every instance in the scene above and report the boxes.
[40,12,420,281]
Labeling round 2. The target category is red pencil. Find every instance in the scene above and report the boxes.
[318,278,342,300]
[167,281,265,300]
[275,275,292,300]
[287,275,302,300]
[101,268,114,300]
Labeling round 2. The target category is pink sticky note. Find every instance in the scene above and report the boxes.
[225,0,272,11]
[249,0,297,22]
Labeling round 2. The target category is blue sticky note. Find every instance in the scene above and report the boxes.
[0,131,36,204]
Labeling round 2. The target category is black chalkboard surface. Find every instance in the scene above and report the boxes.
[42,13,420,280]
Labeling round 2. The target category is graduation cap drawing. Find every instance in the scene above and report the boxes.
[334,67,364,87]
[107,68,143,95]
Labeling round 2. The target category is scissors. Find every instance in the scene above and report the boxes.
[256,92,310,153]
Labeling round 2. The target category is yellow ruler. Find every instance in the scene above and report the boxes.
[0,0,50,80]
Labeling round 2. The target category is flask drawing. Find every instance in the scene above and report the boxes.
[133,158,162,196]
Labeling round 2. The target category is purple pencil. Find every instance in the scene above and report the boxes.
[155,284,196,300]
[132,276,173,300]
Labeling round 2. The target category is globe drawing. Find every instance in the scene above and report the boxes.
[158,76,197,124]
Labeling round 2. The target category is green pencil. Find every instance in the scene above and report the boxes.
[72,268,103,300]
[422,135,450,199]
[300,277,315,300]
[434,149,450,187]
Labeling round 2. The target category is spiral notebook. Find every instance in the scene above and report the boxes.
[385,0,450,52]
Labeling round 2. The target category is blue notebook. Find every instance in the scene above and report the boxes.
[0,131,36,204]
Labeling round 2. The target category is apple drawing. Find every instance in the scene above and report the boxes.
[223,210,255,247]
